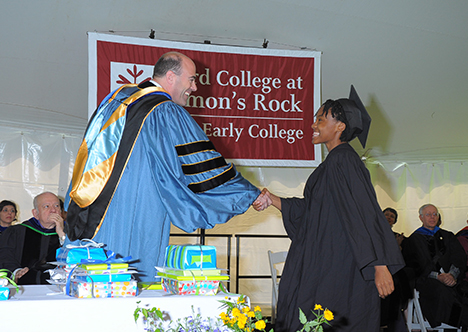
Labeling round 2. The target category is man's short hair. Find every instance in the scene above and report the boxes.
[153,52,183,78]
[419,203,438,216]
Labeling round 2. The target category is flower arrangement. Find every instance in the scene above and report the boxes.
[219,295,267,332]
[297,305,334,332]
[134,295,334,332]
[219,295,333,332]
[134,301,229,332]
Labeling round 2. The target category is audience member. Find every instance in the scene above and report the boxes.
[383,207,406,248]
[457,220,468,281]
[402,204,468,328]
[0,192,65,284]
[380,207,412,332]
[0,200,17,234]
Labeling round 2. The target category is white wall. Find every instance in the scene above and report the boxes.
[0,125,81,221]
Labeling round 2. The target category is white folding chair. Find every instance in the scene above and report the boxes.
[406,288,461,332]
[267,250,288,324]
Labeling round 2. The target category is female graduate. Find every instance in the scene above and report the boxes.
[253,86,405,332]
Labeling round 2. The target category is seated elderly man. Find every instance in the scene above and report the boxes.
[402,203,467,328]
[0,192,65,284]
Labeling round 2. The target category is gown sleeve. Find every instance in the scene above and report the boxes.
[327,146,404,280]
[139,101,260,232]
[281,197,306,241]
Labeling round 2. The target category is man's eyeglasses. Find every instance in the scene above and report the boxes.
[423,212,438,217]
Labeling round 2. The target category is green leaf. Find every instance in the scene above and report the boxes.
[156,310,163,320]
[133,308,140,322]
[299,308,307,324]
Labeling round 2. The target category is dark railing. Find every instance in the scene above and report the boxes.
[234,234,289,294]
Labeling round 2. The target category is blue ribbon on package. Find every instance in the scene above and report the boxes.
[63,240,133,297]
[79,250,132,265]
[56,239,108,264]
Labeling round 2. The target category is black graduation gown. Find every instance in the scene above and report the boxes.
[0,218,60,285]
[276,143,404,332]
[403,228,467,327]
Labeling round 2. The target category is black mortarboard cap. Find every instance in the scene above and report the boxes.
[336,85,371,148]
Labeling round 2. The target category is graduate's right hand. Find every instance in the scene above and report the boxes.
[253,188,273,211]
[374,265,394,298]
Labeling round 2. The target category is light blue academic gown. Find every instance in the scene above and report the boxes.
[68,96,259,281]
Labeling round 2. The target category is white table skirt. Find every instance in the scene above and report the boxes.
[1,285,242,332]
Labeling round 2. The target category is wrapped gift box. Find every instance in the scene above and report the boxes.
[164,245,217,270]
[159,272,229,296]
[75,273,132,283]
[156,266,222,277]
[161,278,222,296]
[56,247,107,264]
[138,282,163,290]
[78,263,129,275]
[70,280,138,298]
[0,287,9,301]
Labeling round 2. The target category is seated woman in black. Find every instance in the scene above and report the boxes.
[0,200,17,234]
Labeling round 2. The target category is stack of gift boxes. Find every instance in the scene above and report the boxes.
[0,270,14,301]
[51,245,138,298]
[157,244,229,296]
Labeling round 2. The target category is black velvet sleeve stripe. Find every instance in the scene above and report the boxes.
[182,156,228,175]
[175,141,216,156]
[188,165,236,193]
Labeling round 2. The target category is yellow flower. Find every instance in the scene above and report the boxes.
[254,306,261,312]
[237,297,245,304]
[234,314,247,330]
[232,308,241,317]
[324,308,334,321]
[314,304,323,311]
[255,320,266,330]
[247,311,255,318]
[238,314,248,324]
[242,307,250,313]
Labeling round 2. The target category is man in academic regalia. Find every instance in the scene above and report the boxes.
[0,192,65,284]
[64,52,259,281]
[403,203,468,328]
[254,86,405,331]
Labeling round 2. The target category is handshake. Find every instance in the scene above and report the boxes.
[252,188,276,211]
